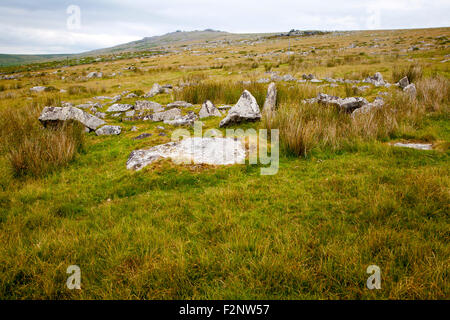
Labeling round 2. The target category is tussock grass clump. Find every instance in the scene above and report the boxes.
[174,81,267,106]
[0,102,85,177]
[416,76,450,112]
[264,79,446,157]
[392,63,423,83]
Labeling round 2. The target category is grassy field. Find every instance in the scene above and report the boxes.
[0,28,449,299]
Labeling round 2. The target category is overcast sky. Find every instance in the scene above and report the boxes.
[1,0,449,54]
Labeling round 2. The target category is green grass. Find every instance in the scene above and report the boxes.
[0,27,449,300]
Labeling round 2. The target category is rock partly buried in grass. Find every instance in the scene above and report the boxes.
[403,83,417,97]
[150,108,182,122]
[39,106,106,131]
[133,133,152,140]
[398,76,409,89]
[144,83,164,98]
[30,86,47,93]
[351,97,385,116]
[134,100,164,112]
[95,125,122,136]
[164,111,198,126]
[87,71,103,79]
[106,103,133,112]
[263,82,277,111]
[167,101,193,108]
[364,72,386,87]
[219,90,262,127]
[393,142,432,150]
[199,100,222,118]
[316,93,369,113]
[127,137,246,171]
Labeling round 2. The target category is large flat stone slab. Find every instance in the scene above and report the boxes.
[127,137,246,171]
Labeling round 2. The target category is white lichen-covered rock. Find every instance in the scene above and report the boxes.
[127,137,246,171]
[150,108,182,122]
[393,142,432,150]
[403,83,417,97]
[263,82,277,111]
[351,97,385,116]
[219,90,261,127]
[144,83,164,98]
[364,72,385,87]
[95,125,122,136]
[164,111,198,126]
[167,101,193,108]
[30,86,47,92]
[87,72,103,79]
[39,106,105,131]
[134,100,163,112]
[316,93,368,113]
[106,103,133,112]
[199,100,222,118]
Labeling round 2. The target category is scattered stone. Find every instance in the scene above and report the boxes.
[95,125,122,136]
[125,93,138,99]
[403,83,417,97]
[87,72,103,79]
[150,108,182,122]
[364,72,385,87]
[263,82,277,111]
[302,74,315,80]
[393,142,432,150]
[144,83,164,98]
[133,133,152,140]
[130,126,138,132]
[107,103,133,112]
[30,86,47,93]
[316,93,369,113]
[135,100,164,112]
[282,74,296,82]
[219,90,262,127]
[156,126,165,130]
[398,76,409,89]
[199,100,222,118]
[126,137,246,171]
[125,110,136,117]
[95,112,106,119]
[39,106,105,131]
[167,101,193,108]
[164,111,198,126]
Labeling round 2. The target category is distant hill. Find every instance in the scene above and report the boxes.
[83,29,255,55]
[0,29,274,67]
[0,53,72,67]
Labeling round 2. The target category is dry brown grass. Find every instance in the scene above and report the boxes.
[0,101,85,177]
[392,63,423,83]
[264,76,448,157]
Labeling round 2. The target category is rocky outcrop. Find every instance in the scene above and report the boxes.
[263,82,277,111]
[199,100,222,118]
[219,90,262,127]
[39,106,105,131]
[95,125,122,136]
[126,137,246,171]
